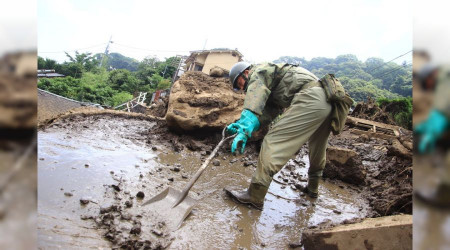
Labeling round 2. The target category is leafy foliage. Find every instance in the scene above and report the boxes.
[377,97,412,129]
[94,52,140,71]
[273,54,412,102]
[38,52,177,107]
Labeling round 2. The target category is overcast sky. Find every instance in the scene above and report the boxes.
[37,0,412,64]
[413,0,450,64]
[0,0,36,56]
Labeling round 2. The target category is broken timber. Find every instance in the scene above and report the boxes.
[346,116,405,140]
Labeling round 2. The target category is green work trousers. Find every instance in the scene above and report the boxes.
[251,87,332,193]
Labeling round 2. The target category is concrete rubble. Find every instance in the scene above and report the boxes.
[302,215,412,250]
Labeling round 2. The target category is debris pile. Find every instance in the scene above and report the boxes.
[146,96,169,118]
[327,123,413,216]
[165,71,245,132]
[87,180,174,249]
[0,73,36,129]
[351,97,396,126]
[323,147,366,185]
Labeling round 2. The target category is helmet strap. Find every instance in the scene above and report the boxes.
[242,74,249,91]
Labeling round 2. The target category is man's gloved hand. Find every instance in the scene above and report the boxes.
[226,109,260,154]
[231,133,248,154]
[415,109,449,153]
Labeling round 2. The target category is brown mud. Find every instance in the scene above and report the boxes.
[0,73,36,129]
[165,72,245,132]
[0,137,37,249]
[351,97,397,126]
[327,130,412,216]
[146,96,169,118]
[37,111,383,249]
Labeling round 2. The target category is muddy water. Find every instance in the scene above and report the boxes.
[413,153,450,249]
[38,116,371,249]
[0,140,37,249]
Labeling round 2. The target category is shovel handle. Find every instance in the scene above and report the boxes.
[172,127,236,207]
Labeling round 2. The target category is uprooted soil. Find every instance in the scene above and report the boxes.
[351,97,397,126]
[165,72,245,132]
[0,73,36,129]
[145,96,169,118]
[37,108,412,249]
[327,129,412,216]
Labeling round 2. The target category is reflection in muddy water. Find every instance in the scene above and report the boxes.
[38,116,371,249]
[414,154,450,249]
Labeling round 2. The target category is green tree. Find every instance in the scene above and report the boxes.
[136,57,160,85]
[109,92,133,107]
[38,56,58,70]
[156,79,171,90]
[38,56,45,69]
[95,52,140,71]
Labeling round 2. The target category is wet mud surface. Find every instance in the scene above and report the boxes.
[413,153,450,250]
[0,137,37,249]
[38,113,373,249]
[327,131,412,216]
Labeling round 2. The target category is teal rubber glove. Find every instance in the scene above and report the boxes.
[227,109,260,154]
[227,109,261,136]
[231,133,248,154]
[415,109,449,153]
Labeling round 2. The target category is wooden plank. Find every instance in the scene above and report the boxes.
[349,128,397,140]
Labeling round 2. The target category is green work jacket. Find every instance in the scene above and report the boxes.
[243,63,318,126]
[434,65,450,118]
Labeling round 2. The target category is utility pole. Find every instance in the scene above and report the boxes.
[99,36,113,67]
[203,39,208,50]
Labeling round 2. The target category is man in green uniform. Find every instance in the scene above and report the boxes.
[415,64,450,207]
[224,62,334,210]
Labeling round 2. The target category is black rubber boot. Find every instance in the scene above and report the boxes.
[415,183,450,209]
[224,183,268,210]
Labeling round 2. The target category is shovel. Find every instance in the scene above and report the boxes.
[141,127,236,230]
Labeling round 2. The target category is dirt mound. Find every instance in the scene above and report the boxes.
[351,97,396,126]
[327,130,412,216]
[165,72,245,132]
[146,96,169,118]
[323,147,366,185]
[209,66,225,77]
[0,73,36,129]
[37,107,164,128]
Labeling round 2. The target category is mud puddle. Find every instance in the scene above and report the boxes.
[413,153,450,249]
[38,115,371,249]
[0,138,37,249]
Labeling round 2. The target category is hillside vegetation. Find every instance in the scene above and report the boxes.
[273,54,412,102]
[38,52,412,126]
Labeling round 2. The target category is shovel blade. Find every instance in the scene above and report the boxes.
[141,187,197,231]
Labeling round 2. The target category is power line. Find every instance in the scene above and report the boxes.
[366,50,412,73]
[113,42,189,53]
[373,62,412,79]
[39,43,108,54]
[347,50,413,79]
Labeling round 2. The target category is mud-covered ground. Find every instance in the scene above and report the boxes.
[327,130,412,216]
[0,136,37,249]
[37,111,392,249]
[0,73,36,129]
